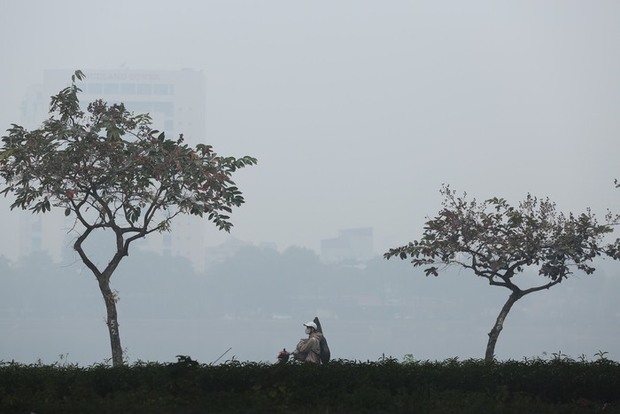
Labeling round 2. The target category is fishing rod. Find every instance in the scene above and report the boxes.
[210,347,232,365]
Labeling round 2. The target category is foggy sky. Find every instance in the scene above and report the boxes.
[2,0,619,253]
[1,1,619,365]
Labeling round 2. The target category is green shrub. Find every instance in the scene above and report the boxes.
[1,357,618,413]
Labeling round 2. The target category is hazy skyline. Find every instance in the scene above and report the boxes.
[1,1,619,365]
[1,1,618,255]
[2,246,619,365]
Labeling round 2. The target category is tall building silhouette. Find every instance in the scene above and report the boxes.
[320,227,374,263]
[2,68,213,271]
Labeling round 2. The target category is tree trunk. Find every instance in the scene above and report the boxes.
[485,290,522,362]
[98,277,123,367]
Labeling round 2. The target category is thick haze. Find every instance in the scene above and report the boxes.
[1,1,619,365]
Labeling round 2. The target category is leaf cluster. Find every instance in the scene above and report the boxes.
[385,185,614,293]
[0,71,257,239]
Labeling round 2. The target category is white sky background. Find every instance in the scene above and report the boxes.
[1,1,620,365]
[1,0,619,254]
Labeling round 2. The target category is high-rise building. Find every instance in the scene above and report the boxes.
[21,68,206,144]
[2,68,212,271]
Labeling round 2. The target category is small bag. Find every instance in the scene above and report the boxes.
[277,348,290,363]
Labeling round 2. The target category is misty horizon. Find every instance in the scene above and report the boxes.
[1,1,618,366]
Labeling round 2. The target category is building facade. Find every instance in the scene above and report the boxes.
[320,227,375,264]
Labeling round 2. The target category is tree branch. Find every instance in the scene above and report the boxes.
[521,278,564,296]
[73,227,102,280]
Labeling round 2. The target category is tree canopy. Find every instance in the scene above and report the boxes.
[1,71,256,233]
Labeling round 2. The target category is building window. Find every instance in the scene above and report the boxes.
[121,83,136,95]
[104,83,119,94]
[137,84,152,95]
[153,84,170,95]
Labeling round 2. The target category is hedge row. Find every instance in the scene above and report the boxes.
[1,357,618,413]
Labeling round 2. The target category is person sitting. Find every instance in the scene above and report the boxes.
[292,321,324,364]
